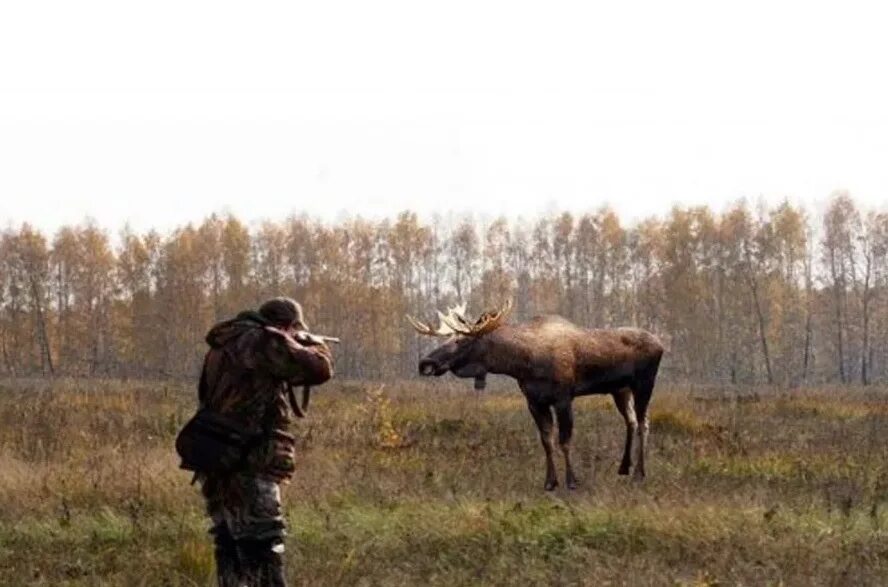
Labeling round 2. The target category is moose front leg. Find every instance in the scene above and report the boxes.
[526,399,558,491]
[554,400,579,490]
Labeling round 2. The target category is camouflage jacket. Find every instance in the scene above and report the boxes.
[198,311,333,477]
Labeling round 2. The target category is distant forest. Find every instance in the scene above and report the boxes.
[1,191,887,385]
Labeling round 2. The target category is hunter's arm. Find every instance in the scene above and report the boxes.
[262,329,334,385]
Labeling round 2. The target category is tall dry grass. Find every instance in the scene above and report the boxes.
[0,378,886,586]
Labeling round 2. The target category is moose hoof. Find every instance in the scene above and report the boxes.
[618,465,631,476]
[632,471,646,483]
[544,480,559,491]
[566,477,579,491]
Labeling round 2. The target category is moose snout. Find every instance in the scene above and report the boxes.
[418,359,443,376]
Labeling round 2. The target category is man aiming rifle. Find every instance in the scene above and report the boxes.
[176,297,335,587]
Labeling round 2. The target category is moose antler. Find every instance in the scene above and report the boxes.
[407,300,512,337]
[439,299,513,337]
[406,314,451,337]
[406,303,462,337]
[406,302,475,337]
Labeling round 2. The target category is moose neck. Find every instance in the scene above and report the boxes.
[477,325,533,380]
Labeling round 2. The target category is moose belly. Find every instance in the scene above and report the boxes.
[574,362,636,395]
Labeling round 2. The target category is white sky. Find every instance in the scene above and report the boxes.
[1,1,887,233]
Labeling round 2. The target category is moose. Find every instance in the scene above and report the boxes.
[407,301,664,490]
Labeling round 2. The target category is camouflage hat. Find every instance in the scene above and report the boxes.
[259,297,307,329]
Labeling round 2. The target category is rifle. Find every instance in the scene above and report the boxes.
[293,331,341,346]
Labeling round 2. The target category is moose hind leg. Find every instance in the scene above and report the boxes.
[631,358,659,481]
[554,401,579,489]
[633,387,652,481]
[527,400,558,491]
[612,388,638,476]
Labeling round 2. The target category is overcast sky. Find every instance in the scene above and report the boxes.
[1,1,886,233]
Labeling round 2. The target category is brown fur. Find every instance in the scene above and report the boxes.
[418,315,664,490]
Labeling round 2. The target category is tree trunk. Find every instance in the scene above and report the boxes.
[828,248,847,383]
[29,276,54,376]
[861,255,872,385]
[748,277,774,384]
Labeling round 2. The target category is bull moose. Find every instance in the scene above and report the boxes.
[407,301,664,490]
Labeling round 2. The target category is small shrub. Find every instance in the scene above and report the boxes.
[362,385,409,449]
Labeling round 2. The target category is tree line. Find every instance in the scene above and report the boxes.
[1,191,887,385]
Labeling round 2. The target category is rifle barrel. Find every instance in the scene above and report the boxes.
[295,331,341,345]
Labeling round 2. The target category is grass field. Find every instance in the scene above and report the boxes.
[0,377,886,586]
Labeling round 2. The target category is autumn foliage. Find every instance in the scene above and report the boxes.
[1,192,887,385]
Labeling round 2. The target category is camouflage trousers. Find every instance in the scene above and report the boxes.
[201,472,286,542]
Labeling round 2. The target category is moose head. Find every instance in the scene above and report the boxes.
[406,300,512,390]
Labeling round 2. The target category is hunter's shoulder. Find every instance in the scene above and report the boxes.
[257,326,304,354]
[258,324,290,340]
[257,326,323,359]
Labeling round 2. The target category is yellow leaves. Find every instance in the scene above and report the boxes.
[362,385,408,450]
